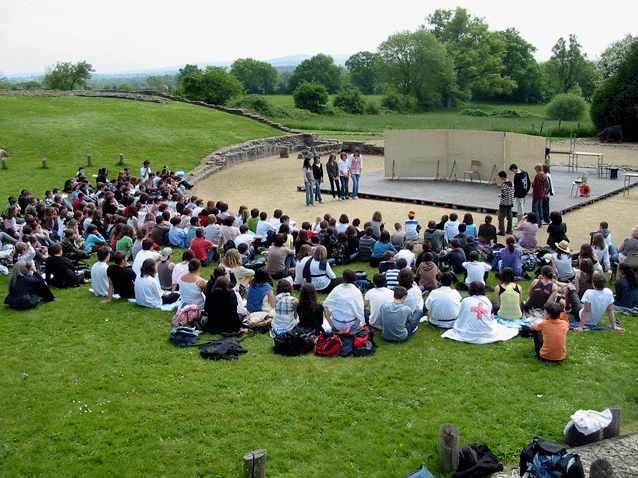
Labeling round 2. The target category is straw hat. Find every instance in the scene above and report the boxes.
[556,240,571,254]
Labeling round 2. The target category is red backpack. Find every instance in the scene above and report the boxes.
[315,333,342,357]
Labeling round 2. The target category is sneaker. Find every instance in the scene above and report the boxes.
[319,200,324,204]
[353,196,358,200]
[419,315,429,323]
[345,196,349,200]
[412,325,419,334]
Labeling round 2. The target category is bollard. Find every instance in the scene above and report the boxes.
[42,158,48,169]
[119,154,125,165]
[439,424,460,474]
[243,449,267,478]
[1,158,7,170]
[602,407,622,439]
[88,154,93,167]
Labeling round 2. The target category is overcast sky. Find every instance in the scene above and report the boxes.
[2,0,636,76]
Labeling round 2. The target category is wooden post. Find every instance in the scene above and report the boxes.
[280,147,289,158]
[42,158,48,169]
[119,154,125,165]
[1,158,7,170]
[439,424,460,474]
[243,449,267,478]
[87,154,93,167]
[602,407,622,439]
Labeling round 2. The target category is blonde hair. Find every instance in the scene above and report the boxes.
[221,248,243,268]
[631,226,638,240]
[313,245,327,261]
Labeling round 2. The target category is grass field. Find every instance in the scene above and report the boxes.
[0,96,635,477]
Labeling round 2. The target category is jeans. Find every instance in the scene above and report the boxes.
[329,177,338,198]
[351,174,360,198]
[541,198,550,224]
[314,179,322,202]
[201,247,220,267]
[532,198,543,224]
[305,180,314,205]
[339,176,349,198]
[498,206,512,234]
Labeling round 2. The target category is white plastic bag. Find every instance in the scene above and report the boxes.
[563,408,613,436]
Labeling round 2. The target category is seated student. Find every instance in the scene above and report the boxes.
[324,269,365,332]
[203,276,248,335]
[551,241,575,282]
[221,248,255,291]
[295,282,329,334]
[157,247,175,291]
[302,245,339,294]
[404,211,421,242]
[444,213,460,242]
[364,273,394,329]
[168,216,188,248]
[134,258,180,308]
[246,268,275,314]
[371,230,398,268]
[5,260,57,310]
[379,286,420,342]
[265,233,295,280]
[45,243,86,288]
[524,265,559,312]
[357,227,376,263]
[378,250,397,274]
[101,251,137,303]
[171,250,195,292]
[151,212,171,246]
[517,212,539,249]
[391,223,406,250]
[293,244,313,290]
[454,223,467,241]
[442,281,519,344]
[397,268,424,323]
[614,263,638,314]
[498,236,524,278]
[424,272,462,328]
[190,227,220,267]
[477,215,497,246]
[396,241,416,270]
[566,272,625,332]
[132,238,161,276]
[546,211,568,249]
[271,280,299,335]
[440,238,466,277]
[423,220,446,253]
[415,252,441,292]
[61,228,90,261]
[385,257,407,290]
[527,302,569,362]
[332,232,352,266]
[90,247,111,297]
[461,251,492,290]
[461,235,478,260]
[84,224,107,254]
[178,259,206,309]
[185,217,200,248]
[494,267,523,320]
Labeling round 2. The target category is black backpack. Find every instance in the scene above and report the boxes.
[199,337,248,360]
[519,437,584,478]
[273,327,316,356]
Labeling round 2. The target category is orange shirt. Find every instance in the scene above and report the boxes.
[530,317,569,361]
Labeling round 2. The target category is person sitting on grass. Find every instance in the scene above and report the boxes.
[528,301,570,362]
[246,268,275,315]
[498,236,524,278]
[493,267,523,321]
[378,250,397,274]
[5,260,57,310]
[566,272,625,333]
[370,230,397,268]
[364,273,394,329]
[323,269,364,332]
[614,263,638,315]
[90,247,110,297]
[424,272,462,328]
[415,252,441,292]
[440,238,466,278]
[203,276,248,335]
[294,282,329,334]
[379,286,420,342]
[101,251,136,303]
[357,226,376,263]
[391,222,406,250]
[397,267,424,324]
[461,251,492,291]
[271,279,299,336]
[45,243,86,288]
[461,235,478,260]
[134,258,180,308]
[546,211,568,249]
[524,265,559,312]
[516,212,539,249]
[477,215,497,246]
[190,227,220,267]
[396,241,416,270]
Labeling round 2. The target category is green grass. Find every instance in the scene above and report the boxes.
[0,96,285,200]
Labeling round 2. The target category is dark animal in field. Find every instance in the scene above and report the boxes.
[599,125,623,143]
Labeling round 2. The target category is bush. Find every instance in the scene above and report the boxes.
[381,91,416,113]
[546,93,587,129]
[460,108,488,117]
[364,101,381,115]
[333,88,366,114]
[293,82,329,113]
[228,95,281,117]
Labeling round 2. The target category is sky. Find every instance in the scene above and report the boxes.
[1,0,637,76]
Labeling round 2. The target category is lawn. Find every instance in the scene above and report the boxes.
[0,96,635,477]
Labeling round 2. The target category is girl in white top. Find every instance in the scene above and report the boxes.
[552,241,575,282]
[271,280,299,335]
[592,233,611,272]
[178,259,206,308]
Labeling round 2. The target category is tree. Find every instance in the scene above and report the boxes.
[377,29,456,109]
[345,51,379,94]
[544,34,599,99]
[146,75,176,93]
[177,66,243,105]
[590,40,638,140]
[176,64,200,84]
[333,87,366,114]
[597,34,637,80]
[546,93,587,130]
[230,58,278,95]
[293,82,329,113]
[42,61,94,90]
[288,54,342,94]
[425,8,515,99]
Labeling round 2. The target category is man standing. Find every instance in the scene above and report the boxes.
[497,171,514,235]
[509,163,530,222]
[531,164,548,226]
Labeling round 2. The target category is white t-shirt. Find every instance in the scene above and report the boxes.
[324,283,364,330]
[365,287,394,329]
[134,275,162,308]
[404,284,424,314]
[425,286,462,328]
[91,261,109,297]
[463,261,492,285]
[396,249,416,269]
[580,288,614,326]
[132,250,161,276]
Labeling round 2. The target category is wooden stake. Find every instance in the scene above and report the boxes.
[439,424,460,474]
[243,449,267,478]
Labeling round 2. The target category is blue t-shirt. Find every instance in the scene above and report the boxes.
[372,241,398,259]
[246,282,273,313]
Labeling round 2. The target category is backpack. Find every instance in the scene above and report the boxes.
[521,253,539,272]
[171,304,202,327]
[273,327,316,356]
[315,333,342,357]
[243,311,273,333]
[519,437,584,478]
[169,326,199,347]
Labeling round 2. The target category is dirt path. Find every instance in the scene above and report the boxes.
[191,142,638,249]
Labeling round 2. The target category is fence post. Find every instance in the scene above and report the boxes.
[1,158,7,170]
[119,154,125,165]
[439,424,460,474]
[243,449,267,478]
[88,154,93,167]
[42,158,48,169]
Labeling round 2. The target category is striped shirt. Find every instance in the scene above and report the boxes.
[500,181,514,207]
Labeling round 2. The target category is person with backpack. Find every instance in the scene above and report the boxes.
[509,163,531,224]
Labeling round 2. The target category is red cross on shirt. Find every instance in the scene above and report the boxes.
[470,301,489,321]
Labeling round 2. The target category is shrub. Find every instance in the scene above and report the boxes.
[460,108,488,117]
[364,101,381,115]
[293,82,329,113]
[381,91,416,113]
[546,93,587,129]
[333,88,366,114]
[228,95,281,117]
